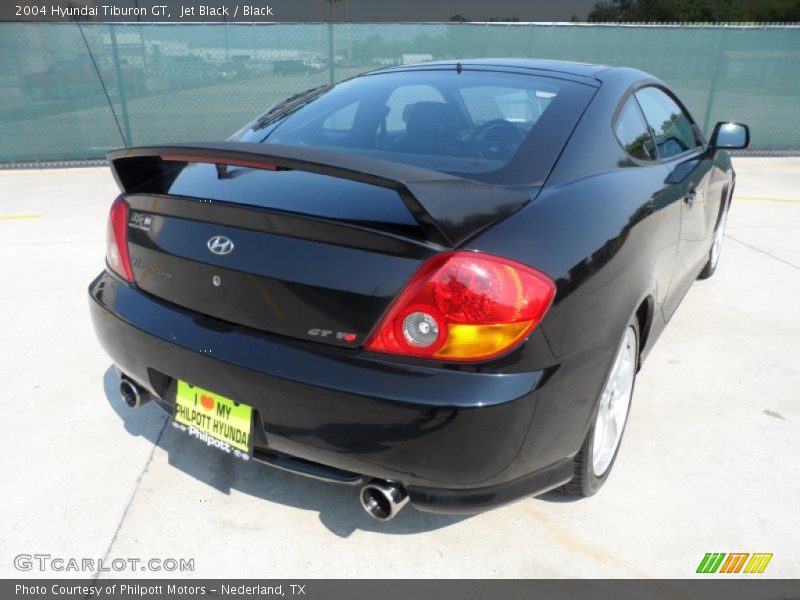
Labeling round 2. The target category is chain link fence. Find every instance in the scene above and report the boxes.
[0,22,798,163]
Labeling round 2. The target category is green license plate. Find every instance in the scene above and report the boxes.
[173,380,253,460]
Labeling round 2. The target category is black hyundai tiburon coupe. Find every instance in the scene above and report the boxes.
[90,59,749,520]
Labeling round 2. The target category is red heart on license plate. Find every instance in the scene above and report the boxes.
[200,394,215,411]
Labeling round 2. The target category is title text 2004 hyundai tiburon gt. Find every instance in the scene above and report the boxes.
[89,59,749,520]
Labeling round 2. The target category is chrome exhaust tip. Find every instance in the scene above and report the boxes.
[360,480,409,521]
[119,378,149,409]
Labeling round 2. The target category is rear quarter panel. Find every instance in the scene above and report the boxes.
[466,69,683,466]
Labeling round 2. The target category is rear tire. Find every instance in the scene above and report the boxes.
[562,320,639,497]
[698,196,731,280]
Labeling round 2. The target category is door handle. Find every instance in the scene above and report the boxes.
[684,189,697,207]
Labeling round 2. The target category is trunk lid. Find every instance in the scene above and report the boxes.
[109,143,533,348]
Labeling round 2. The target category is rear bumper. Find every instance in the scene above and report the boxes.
[89,272,573,513]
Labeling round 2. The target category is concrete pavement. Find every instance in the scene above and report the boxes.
[1,158,798,578]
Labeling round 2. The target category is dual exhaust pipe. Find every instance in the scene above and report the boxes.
[359,480,409,521]
[120,372,408,520]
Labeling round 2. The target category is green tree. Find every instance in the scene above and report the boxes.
[588,0,800,22]
[744,0,800,20]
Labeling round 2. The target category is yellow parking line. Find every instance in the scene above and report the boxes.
[735,196,800,204]
[0,213,42,221]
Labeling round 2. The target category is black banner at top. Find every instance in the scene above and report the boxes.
[3,0,598,23]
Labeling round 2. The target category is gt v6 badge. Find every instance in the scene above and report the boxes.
[308,329,357,342]
[129,212,152,231]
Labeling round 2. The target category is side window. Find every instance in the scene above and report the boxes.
[615,97,656,161]
[635,87,700,159]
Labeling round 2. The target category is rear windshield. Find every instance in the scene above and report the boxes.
[234,69,596,186]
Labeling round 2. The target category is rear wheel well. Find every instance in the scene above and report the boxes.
[635,296,654,369]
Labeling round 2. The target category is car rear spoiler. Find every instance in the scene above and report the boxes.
[106,142,531,247]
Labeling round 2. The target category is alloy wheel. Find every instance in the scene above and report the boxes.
[710,203,729,269]
[592,326,637,477]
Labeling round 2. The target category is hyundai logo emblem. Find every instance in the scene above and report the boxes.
[207,235,234,256]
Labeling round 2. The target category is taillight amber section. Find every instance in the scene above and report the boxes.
[106,196,134,282]
[436,322,532,360]
[365,251,555,362]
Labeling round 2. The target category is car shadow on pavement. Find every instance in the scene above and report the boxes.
[536,489,583,503]
[103,366,469,537]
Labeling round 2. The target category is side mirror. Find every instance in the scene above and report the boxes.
[710,122,750,150]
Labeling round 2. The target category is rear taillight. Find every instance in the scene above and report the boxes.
[106,196,134,282]
[365,251,555,362]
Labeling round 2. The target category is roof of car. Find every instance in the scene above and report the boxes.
[371,58,613,79]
